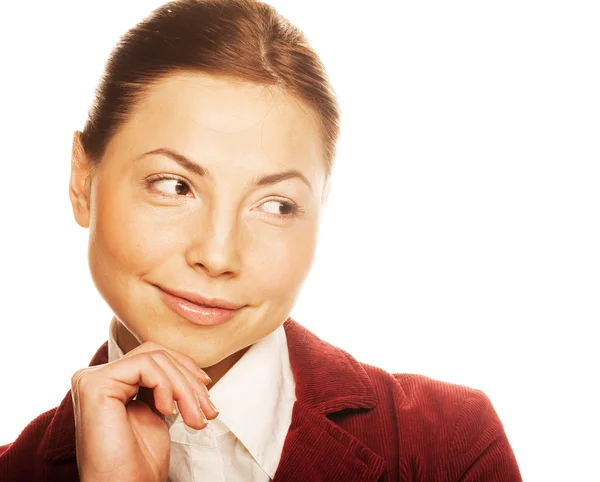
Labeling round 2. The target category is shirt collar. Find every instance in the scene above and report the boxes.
[107,317,124,363]
[211,325,296,477]
[107,318,296,479]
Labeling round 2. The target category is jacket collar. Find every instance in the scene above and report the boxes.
[46,318,386,481]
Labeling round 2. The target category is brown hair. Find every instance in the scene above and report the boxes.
[80,0,340,176]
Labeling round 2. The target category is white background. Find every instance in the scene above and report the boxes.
[1,1,599,481]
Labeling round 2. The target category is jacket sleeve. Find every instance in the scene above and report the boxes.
[0,409,55,481]
[443,390,522,481]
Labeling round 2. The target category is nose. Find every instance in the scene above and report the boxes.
[184,205,242,278]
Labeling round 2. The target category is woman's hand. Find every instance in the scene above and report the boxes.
[71,342,218,482]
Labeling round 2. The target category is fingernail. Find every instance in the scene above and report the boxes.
[207,398,219,414]
[195,392,209,422]
[172,401,178,416]
[199,373,212,384]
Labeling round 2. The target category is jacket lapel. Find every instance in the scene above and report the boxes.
[46,319,386,481]
[273,320,386,482]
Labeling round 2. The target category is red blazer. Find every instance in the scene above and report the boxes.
[0,319,521,481]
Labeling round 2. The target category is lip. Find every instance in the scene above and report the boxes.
[158,286,245,310]
[155,285,245,326]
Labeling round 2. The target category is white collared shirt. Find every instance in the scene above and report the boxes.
[108,319,296,481]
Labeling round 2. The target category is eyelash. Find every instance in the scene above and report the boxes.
[146,174,192,197]
[262,197,305,219]
[144,174,305,219]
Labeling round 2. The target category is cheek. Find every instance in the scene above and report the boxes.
[88,183,172,282]
[248,223,318,301]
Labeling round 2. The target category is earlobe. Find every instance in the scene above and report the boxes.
[69,131,92,228]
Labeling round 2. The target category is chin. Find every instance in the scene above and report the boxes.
[181,346,243,370]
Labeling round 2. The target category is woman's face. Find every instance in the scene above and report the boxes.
[70,73,326,368]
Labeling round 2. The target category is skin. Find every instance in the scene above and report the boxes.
[69,73,328,387]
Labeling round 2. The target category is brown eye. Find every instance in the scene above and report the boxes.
[261,200,296,216]
[173,180,190,196]
[149,177,192,197]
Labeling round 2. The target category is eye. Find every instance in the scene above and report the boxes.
[146,175,192,197]
[259,199,299,217]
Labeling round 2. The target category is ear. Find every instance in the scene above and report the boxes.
[69,131,93,228]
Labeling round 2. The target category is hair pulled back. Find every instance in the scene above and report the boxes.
[81,0,340,175]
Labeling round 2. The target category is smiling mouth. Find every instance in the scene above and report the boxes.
[158,285,244,309]
[154,285,244,326]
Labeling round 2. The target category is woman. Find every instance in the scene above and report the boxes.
[0,0,521,481]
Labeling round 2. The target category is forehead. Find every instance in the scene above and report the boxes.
[108,73,324,175]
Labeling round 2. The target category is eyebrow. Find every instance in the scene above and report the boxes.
[139,148,208,178]
[253,170,312,191]
[138,147,313,191]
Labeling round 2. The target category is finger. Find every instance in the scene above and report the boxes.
[75,355,176,418]
[124,341,212,385]
[155,351,219,420]
[122,341,217,421]
[149,351,214,429]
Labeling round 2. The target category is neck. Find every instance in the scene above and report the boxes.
[203,347,249,389]
[115,319,249,389]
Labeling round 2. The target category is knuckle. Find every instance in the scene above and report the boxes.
[71,368,91,391]
[149,349,171,361]
[141,340,161,350]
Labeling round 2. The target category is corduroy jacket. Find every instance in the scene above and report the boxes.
[0,319,522,481]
